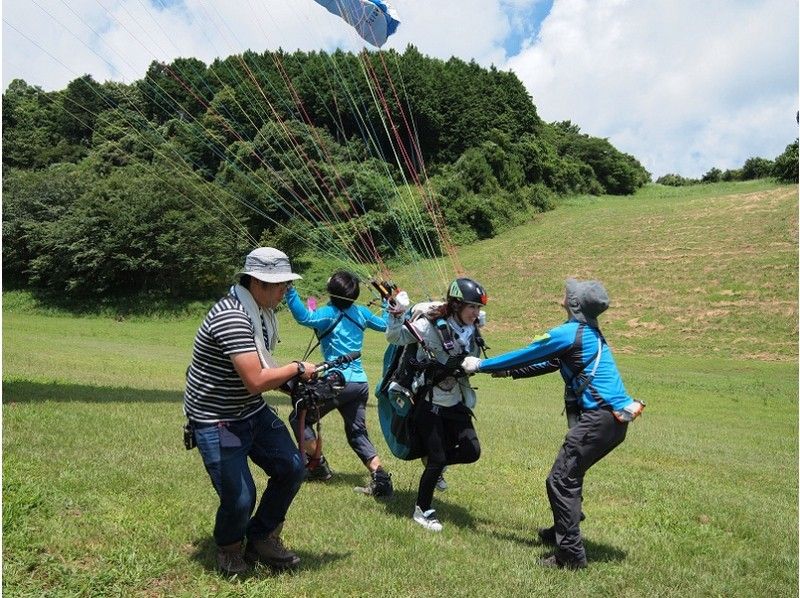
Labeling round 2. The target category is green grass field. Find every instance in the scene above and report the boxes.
[4,181,798,597]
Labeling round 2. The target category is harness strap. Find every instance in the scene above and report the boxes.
[564,324,605,414]
[303,312,344,360]
[304,309,367,360]
[573,339,603,397]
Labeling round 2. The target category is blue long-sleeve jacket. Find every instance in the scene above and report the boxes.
[285,287,387,383]
[478,320,633,412]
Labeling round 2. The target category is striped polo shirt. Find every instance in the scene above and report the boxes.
[183,294,270,423]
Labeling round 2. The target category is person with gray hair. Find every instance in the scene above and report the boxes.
[184,247,317,575]
[461,278,643,570]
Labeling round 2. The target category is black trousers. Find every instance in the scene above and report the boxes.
[413,400,481,511]
[289,382,378,465]
[546,408,628,564]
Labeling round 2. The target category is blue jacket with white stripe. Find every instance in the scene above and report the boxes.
[477,320,634,412]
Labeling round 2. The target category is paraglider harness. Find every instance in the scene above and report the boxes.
[374,283,489,460]
[290,351,360,470]
[388,312,489,404]
[562,324,603,428]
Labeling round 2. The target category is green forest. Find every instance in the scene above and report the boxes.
[4,46,654,302]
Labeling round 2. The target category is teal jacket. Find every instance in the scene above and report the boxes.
[285,287,387,383]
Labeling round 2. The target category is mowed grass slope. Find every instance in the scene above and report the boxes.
[3,181,797,597]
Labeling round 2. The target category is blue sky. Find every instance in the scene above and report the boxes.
[2,0,797,178]
[501,0,553,56]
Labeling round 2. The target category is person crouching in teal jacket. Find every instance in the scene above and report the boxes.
[461,278,643,570]
[285,271,393,498]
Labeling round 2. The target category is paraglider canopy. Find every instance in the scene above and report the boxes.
[312,0,400,47]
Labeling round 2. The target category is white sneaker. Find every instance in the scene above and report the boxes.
[413,505,443,532]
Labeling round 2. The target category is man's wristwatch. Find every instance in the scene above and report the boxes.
[293,361,305,376]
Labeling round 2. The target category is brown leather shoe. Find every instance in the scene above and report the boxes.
[245,524,300,569]
[216,541,249,575]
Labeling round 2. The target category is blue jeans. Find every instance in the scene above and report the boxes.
[194,406,305,546]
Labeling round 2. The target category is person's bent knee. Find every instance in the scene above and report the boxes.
[269,449,306,483]
[461,443,481,464]
[288,451,306,482]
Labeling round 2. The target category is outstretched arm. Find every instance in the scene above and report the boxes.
[285,286,333,330]
[506,359,561,378]
[360,303,388,332]
[463,324,576,374]
[385,313,424,346]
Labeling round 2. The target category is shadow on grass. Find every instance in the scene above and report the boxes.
[1,380,293,407]
[190,536,350,578]
[369,488,478,531]
[3,380,183,403]
[486,526,627,563]
[305,471,368,489]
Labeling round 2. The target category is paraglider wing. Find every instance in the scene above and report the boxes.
[312,0,400,47]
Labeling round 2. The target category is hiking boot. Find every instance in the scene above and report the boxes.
[304,455,333,482]
[435,473,448,491]
[537,526,556,546]
[538,554,587,570]
[412,505,443,532]
[216,541,249,575]
[354,468,394,498]
[245,524,300,569]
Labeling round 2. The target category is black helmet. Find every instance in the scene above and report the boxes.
[447,278,487,306]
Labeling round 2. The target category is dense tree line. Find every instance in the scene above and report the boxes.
[656,140,799,187]
[3,47,650,301]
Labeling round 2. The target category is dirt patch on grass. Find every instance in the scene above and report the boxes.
[138,573,191,597]
[625,318,666,330]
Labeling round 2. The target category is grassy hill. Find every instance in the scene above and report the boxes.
[393,179,797,360]
[3,181,797,596]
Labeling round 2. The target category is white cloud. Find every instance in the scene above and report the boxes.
[2,1,519,90]
[382,1,511,65]
[504,0,799,177]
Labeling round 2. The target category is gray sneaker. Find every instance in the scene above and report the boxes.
[436,474,448,491]
[412,505,443,532]
[216,542,249,575]
[245,524,300,569]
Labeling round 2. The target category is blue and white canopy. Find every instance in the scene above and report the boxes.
[312,0,400,47]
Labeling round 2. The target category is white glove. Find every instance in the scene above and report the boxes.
[389,290,410,315]
[394,291,410,310]
[461,356,482,374]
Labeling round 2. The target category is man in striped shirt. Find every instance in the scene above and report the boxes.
[184,247,316,575]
